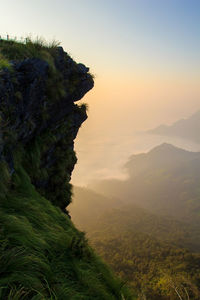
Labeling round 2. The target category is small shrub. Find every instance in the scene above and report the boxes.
[0,53,12,71]
[79,103,89,112]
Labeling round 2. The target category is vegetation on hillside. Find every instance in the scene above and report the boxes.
[90,227,200,300]
[71,187,200,299]
[0,165,133,299]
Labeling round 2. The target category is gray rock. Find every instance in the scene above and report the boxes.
[77,63,89,74]
[0,46,94,209]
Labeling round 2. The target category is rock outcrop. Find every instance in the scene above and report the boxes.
[0,43,93,213]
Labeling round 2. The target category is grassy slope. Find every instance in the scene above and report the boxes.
[0,166,134,299]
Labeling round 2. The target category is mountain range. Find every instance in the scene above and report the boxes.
[89,143,200,223]
[148,110,200,143]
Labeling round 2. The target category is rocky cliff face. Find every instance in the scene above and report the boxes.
[0,41,133,299]
[0,43,93,213]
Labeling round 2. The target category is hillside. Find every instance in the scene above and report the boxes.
[147,110,200,143]
[0,39,133,299]
[71,188,200,299]
[89,223,200,300]
[71,187,200,251]
[90,143,200,223]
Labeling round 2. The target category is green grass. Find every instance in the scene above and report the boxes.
[0,166,134,299]
[0,37,60,61]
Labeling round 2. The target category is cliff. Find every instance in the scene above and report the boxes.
[0,39,133,299]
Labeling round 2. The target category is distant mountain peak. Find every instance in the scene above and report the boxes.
[190,109,200,118]
[149,143,185,153]
[151,142,176,149]
[148,110,200,143]
[148,143,200,159]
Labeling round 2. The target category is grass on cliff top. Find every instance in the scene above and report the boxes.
[0,37,62,72]
[0,165,135,300]
[0,37,60,61]
[0,37,73,103]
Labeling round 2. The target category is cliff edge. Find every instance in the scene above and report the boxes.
[0,39,133,299]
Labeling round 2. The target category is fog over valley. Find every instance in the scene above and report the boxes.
[72,110,200,186]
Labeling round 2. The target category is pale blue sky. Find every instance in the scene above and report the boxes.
[1,0,200,74]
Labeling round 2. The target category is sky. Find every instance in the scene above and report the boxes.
[1,0,200,184]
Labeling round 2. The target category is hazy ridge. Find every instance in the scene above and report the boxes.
[148,110,200,143]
